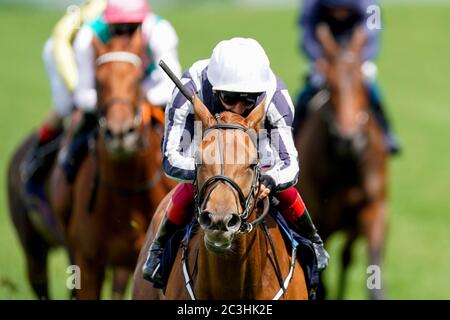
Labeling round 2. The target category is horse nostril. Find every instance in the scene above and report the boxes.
[127,126,135,135]
[226,214,241,231]
[104,128,113,139]
[199,211,212,229]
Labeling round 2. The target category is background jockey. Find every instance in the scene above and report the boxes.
[24,0,106,191]
[293,0,401,155]
[25,0,182,188]
[142,37,330,288]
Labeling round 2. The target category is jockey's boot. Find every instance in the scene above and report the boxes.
[24,126,63,194]
[60,112,98,184]
[143,183,195,287]
[371,103,401,155]
[277,188,329,271]
[142,214,181,287]
[367,83,401,155]
[293,209,330,271]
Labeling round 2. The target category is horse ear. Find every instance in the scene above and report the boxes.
[193,94,217,129]
[315,58,329,76]
[245,97,266,130]
[316,23,339,58]
[129,27,144,55]
[92,35,106,57]
[349,27,367,55]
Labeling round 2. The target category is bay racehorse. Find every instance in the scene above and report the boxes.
[7,30,175,299]
[132,96,309,300]
[64,31,176,299]
[295,25,388,299]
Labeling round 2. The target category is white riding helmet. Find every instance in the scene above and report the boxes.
[207,37,276,93]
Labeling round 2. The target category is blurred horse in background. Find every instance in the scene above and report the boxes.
[295,24,388,299]
[7,30,175,299]
[64,30,175,299]
[132,97,309,300]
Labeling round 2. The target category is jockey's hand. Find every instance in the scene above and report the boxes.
[258,185,271,200]
[258,175,276,200]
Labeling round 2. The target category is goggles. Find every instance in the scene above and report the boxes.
[218,91,263,109]
[109,23,140,36]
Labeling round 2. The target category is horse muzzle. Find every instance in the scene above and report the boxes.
[335,131,368,157]
[103,127,141,159]
[328,121,368,157]
[199,211,242,253]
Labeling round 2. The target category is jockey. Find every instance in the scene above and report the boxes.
[294,0,401,155]
[143,37,330,288]
[24,0,107,189]
[28,0,182,186]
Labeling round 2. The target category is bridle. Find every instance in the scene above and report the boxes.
[85,50,161,200]
[95,51,145,139]
[97,97,143,134]
[183,118,296,300]
[193,117,268,233]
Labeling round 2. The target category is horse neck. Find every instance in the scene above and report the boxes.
[96,128,159,186]
[195,224,268,299]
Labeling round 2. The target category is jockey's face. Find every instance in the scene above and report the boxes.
[217,91,261,115]
[109,23,141,36]
[328,7,353,21]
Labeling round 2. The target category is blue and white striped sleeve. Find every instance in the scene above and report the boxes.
[265,85,300,191]
[162,71,198,182]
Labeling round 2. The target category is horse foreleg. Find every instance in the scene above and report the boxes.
[337,230,358,300]
[359,200,387,300]
[112,267,129,299]
[25,241,50,300]
[73,253,105,300]
[9,197,51,299]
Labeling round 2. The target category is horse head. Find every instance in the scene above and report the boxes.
[315,24,372,158]
[192,95,269,253]
[92,29,145,159]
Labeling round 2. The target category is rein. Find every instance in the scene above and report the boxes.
[180,197,297,300]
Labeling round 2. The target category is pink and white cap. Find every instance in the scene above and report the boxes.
[104,0,149,24]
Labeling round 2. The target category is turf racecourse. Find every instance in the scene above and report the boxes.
[0,4,449,299]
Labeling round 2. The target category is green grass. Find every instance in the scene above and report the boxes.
[1,4,449,299]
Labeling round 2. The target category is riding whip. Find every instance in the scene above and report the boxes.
[159,60,193,104]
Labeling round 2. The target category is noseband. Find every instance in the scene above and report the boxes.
[97,97,142,133]
[194,118,267,233]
